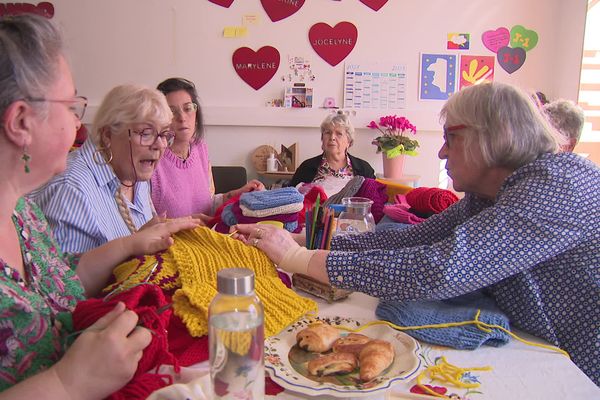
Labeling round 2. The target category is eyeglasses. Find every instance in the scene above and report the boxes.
[25,96,88,120]
[442,124,468,148]
[169,102,198,117]
[128,128,175,147]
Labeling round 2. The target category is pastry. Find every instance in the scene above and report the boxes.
[296,323,340,353]
[332,333,372,355]
[307,352,358,377]
[358,339,395,381]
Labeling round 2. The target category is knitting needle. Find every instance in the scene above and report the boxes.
[227,229,238,237]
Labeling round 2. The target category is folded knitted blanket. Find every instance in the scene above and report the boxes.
[383,204,425,225]
[231,202,299,224]
[240,201,304,218]
[322,175,365,207]
[104,227,318,338]
[240,187,303,210]
[375,292,510,350]
[354,178,388,223]
[405,187,459,214]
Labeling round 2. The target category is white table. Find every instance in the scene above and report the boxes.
[270,291,599,399]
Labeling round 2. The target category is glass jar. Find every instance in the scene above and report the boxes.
[209,268,264,399]
[335,197,376,236]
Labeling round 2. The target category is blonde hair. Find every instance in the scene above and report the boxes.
[91,84,172,147]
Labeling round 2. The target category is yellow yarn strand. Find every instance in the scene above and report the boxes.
[334,309,570,358]
[415,356,493,398]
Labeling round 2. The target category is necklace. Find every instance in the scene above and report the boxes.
[172,144,191,160]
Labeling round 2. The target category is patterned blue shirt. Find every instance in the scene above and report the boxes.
[328,153,600,385]
[28,139,154,253]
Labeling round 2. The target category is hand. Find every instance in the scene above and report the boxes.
[129,216,201,255]
[190,213,212,227]
[239,179,265,194]
[138,211,168,231]
[232,223,299,265]
[53,302,152,399]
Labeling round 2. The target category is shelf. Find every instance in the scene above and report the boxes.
[257,171,295,179]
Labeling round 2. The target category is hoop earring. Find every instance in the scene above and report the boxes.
[21,146,31,174]
[93,147,113,165]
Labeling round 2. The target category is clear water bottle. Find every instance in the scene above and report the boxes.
[335,197,376,236]
[209,268,265,399]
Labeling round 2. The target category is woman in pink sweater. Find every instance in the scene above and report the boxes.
[151,78,264,220]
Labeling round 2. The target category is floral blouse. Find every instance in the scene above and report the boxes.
[0,197,84,390]
[313,154,354,182]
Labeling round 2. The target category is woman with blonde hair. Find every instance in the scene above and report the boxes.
[32,84,196,252]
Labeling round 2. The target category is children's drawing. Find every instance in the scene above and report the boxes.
[419,54,457,101]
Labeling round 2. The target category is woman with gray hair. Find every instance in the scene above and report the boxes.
[32,84,198,253]
[0,14,198,397]
[543,99,585,153]
[289,110,375,196]
[234,82,600,385]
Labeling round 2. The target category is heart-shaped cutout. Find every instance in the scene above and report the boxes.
[260,0,305,22]
[481,27,510,54]
[510,25,538,52]
[359,0,389,11]
[497,46,526,74]
[309,21,358,67]
[232,46,280,90]
[208,0,235,8]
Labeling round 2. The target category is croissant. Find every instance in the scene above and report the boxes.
[296,323,340,353]
[332,333,372,355]
[307,352,358,376]
[358,339,395,382]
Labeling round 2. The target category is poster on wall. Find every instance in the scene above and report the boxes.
[419,53,457,101]
[343,63,407,109]
[459,55,495,89]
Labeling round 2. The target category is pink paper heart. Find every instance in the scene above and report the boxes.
[482,27,510,54]
[232,46,280,90]
[359,0,389,11]
[207,0,234,7]
[497,46,526,74]
[309,21,358,67]
[260,0,305,22]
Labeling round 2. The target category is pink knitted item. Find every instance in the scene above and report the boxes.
[405,187,459,214]
[354,178,388,223]
[383,204,425,225]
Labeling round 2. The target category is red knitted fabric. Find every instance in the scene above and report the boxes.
[299,185,328,225]
[354,178,388,223]
[405,187,459,214]
[383,204,425,224]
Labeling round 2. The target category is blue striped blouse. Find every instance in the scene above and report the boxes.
[29,139,153,253]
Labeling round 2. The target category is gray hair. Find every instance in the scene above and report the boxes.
[543,99,585,143]
[440,82,560,169]
[320,111,355,147]
[0,14,64,120]
[91,84,173,147]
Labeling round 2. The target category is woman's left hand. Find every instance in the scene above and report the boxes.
[240,179,265,193]
[231,223,298,265]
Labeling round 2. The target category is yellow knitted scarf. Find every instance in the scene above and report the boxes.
[104,227,318,337]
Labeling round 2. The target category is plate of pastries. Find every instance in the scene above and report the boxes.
[265,316,421,397]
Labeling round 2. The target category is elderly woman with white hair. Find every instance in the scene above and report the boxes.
[289,111,375,196]
[543,99,585,153]
[234,82,600,385]
[32,84,196,253]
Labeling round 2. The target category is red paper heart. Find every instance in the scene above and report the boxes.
[309,22,358,67]
[208,0,234,8]
[232,46,280,90]
[359,0,389,11]
[261,0,305,22]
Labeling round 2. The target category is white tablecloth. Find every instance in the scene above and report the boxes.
[271,291,599,400]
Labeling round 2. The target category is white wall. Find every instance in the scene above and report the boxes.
[51,0,587,186]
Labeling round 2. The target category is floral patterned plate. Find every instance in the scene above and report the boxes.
[265,316,422,398]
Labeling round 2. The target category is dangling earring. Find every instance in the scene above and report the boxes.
[93,146,113,165]
[21,146,31,173]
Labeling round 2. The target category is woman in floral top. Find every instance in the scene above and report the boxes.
[0,15,198,397]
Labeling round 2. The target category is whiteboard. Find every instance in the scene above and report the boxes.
[52,0,586,130]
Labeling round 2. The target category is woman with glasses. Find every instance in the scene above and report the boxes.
[232,82,600,385]
[0,15,198,396]
[152,77,264,220]
[31,84,198,253]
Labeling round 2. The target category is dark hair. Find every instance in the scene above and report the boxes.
[156,77,204,141]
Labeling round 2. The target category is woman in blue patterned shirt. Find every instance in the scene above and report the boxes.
[235,82,600,385]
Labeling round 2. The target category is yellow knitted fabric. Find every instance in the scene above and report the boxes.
[105,227,318,338]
